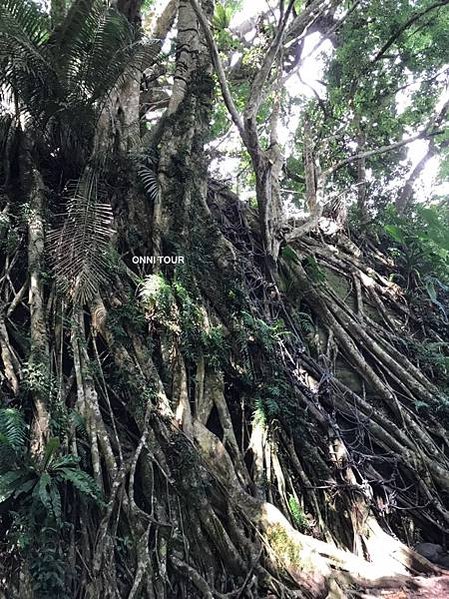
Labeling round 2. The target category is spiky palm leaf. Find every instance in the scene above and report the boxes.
[1,0,159,150]
[130,151,160,202]
[0,0,49,47]
[60,2,160,105]
[138,164,160,202]
[0,0,54,128]
[0,112,15,162]
[54,0,135,104]
[47,168,114,304]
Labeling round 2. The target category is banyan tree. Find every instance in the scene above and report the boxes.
[2,0,449,597]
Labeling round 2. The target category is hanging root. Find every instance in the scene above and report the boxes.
[2,173,449,598]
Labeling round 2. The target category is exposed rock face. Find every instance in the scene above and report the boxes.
[416,543,449,568]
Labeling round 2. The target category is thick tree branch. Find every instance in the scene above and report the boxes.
[323,129,444,177]
[244,0,295,121]
[372,0,449,63]
[152,0,178,40]
[285,0,335,42]
[188,0,246,141]
[396,97,449,211]
[190,0,297,263]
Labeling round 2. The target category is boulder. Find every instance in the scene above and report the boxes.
[415,542,449,568]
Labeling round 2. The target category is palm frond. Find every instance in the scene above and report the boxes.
[77,8,134,101]
[0,112,14,156]
[1,0,161,162]
[83,32,160,107]
[47,0,97,55]
[0,0,54,124]
[0,41,54,120]
[130,151,160,202]
[51,0,160,106]
[0,0,49,47]
[47,167,114,304]
[57,1,128,102]
[138,164,160,202]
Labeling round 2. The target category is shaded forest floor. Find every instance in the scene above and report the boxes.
[361,575,449,598]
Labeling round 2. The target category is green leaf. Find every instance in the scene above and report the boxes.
[49,484,62,523]
[385,224,404,243]
[52,454,80,470]
[213,3,232,29]
[43,437,60,470]
[425,280,437,302]
[35,472,52,510]
[0,469,33,503]
[59,467,103,504]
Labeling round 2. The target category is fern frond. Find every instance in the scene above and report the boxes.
[0,408,26,453]
[69,410,88,439]
[58,467,103,503]
[129,150,160,202]
[0,409,29,485]
[47,167,114,304]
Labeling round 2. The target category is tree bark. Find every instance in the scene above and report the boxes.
[27,167,50,456]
